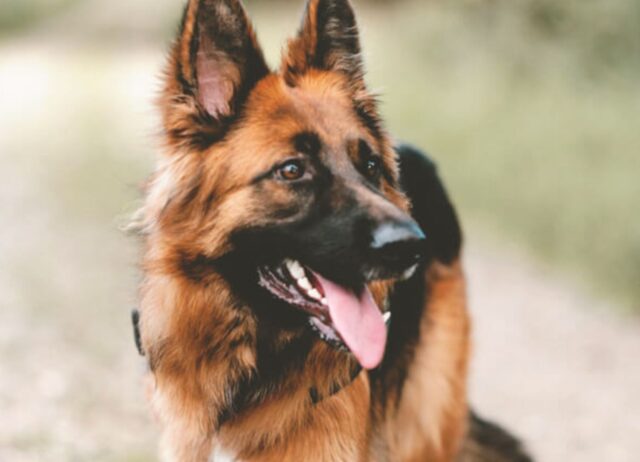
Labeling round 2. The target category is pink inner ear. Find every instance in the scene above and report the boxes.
[196,49,238,119]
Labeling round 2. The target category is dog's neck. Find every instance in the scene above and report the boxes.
[140,269,362,433]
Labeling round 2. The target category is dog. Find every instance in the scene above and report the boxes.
[133,0,532,460]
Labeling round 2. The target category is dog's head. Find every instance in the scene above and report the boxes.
[146,0,425,370]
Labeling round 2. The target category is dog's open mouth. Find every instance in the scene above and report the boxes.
[258,260,391,370]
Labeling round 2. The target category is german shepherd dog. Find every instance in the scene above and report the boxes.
[133,0,532,460]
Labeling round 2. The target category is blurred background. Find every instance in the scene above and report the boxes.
[1,0,638,460]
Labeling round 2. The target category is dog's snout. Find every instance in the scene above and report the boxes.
[370,219,426,271]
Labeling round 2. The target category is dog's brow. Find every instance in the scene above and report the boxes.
[248,132,321,185]
[293,131,321,157]
[347,138,372,163]
[358,139,373,158]
[250,168,275,184]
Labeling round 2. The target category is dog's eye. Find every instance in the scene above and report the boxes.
[277,159,306,181]
[365,158,382,179]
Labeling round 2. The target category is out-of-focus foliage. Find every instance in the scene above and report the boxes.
[461,0,640,77]
[0,0,80,32]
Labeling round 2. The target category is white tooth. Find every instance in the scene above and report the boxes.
[287,260,305,279]
[308,288,322,300]
[383,312,391,323]
[321,298,328,306]
[297,277,312,291]
[402,264,418,280]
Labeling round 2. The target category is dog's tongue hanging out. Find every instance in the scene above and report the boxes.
[312,272,387,370]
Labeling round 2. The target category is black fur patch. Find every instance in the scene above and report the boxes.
[309,361,362,405]
[293,131,321,157]
[459,411,534,461]
[179,251,217,282]
[314,0,361,72]
[396,144,462,265]
[354,101,383,141]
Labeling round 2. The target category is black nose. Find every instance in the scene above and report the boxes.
[370,219,426,272]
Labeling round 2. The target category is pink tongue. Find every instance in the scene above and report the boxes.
[312,272,387,370]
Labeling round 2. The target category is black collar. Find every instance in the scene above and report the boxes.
[309,362,363,404]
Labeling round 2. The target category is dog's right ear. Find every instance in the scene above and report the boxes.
[161,0,269,149]
[283,0,363,85]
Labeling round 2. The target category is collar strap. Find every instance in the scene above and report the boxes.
[309,309,390,403]
[309,362,363,404]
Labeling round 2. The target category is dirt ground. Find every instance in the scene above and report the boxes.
[1,39,639,461]
[465,237,640,461]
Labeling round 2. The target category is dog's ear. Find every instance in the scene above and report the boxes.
[282,0,364,84]
[162,0,269,149]
[283,0,385,141]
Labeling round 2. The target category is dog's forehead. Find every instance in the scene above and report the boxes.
[244,72,367,147]
[216,72,384,185]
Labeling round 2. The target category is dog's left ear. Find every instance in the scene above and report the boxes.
[283,0,364,84]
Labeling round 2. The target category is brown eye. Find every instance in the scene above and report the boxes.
[365,157,382,179]
[277,159,305,181]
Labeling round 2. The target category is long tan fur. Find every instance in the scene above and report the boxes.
[136,1,472,460]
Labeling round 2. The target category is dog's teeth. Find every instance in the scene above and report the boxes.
[383,312,391,323]
[307,289,322,300]
[286,260,305,279]
[402,264,418,280]
[297,277,312,292]
[321,298,328,306]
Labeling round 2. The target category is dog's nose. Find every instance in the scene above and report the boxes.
[370,219,426,271]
